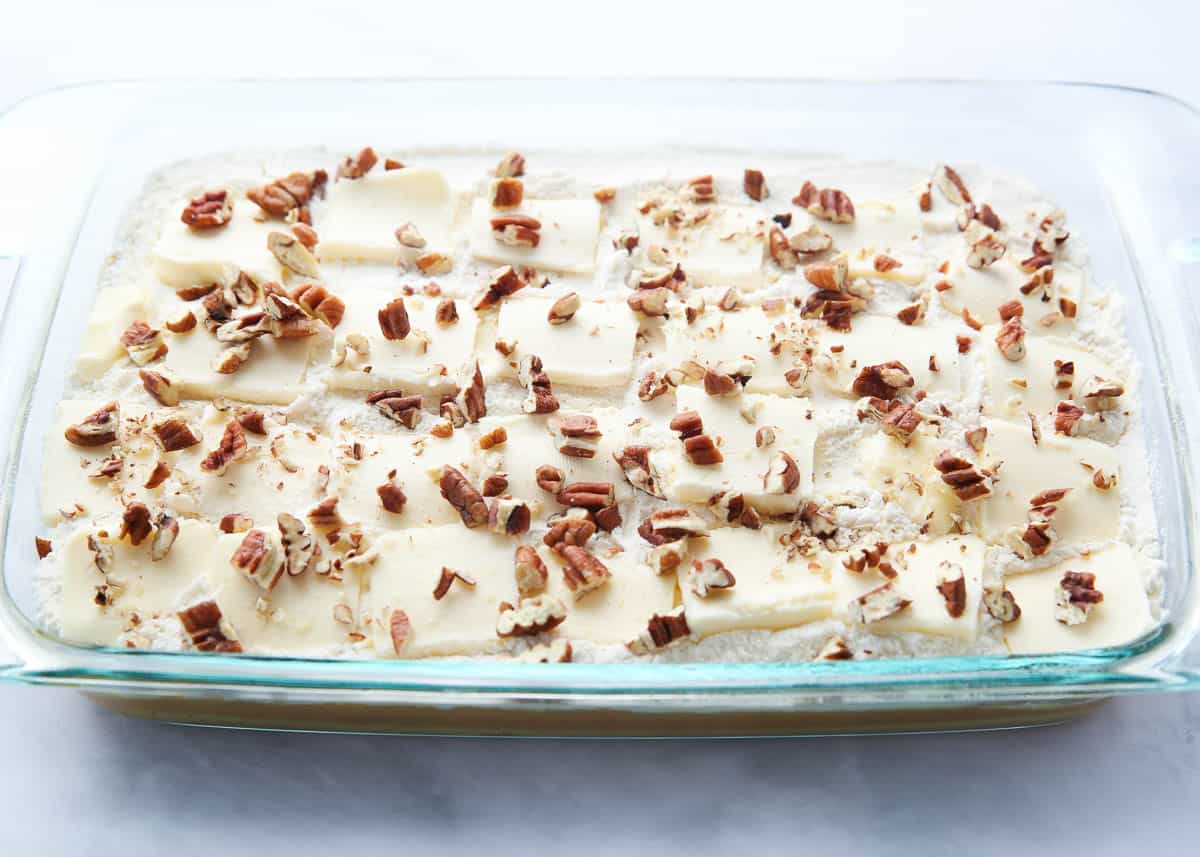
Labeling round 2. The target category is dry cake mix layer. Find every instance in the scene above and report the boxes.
[34,147,1160,663]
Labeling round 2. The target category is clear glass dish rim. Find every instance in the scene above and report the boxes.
[1,76,1197,701]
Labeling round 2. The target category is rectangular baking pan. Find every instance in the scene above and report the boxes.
[2,79,1199,736]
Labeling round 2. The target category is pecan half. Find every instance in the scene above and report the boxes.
[152,416,201,452]
[556,481,615,511]
[1055,570,1103,625]
[440,466,489,528]
[231,529,284,591]
[64,401,119,447]
[200,420,249,475]
[278,512,321,576]
[378,297,411,340]
[164,311,197,334]
[544,516,598,552]
[638,508,709,545]
[558,545,612,598]
[515,545,549,597]
[290,283,345,328]
[181,190,232,229]
[247,169,327,218]
[535,464,565,495]
[879,401,923,444]
[368,389,423,428]
[793,181,855,223]
[554,414,601,458]
[433,566,477,600]
[177,601,242,653]
[688,558,736,597]
[851,361,914,400]
[628,606,690,653]
[933,451,992,501]
[496,595,567,637]
[491,214,541,248]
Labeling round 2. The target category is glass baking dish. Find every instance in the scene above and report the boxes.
[2,79,1199,736]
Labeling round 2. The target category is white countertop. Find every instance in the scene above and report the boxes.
[2,2,1199,853]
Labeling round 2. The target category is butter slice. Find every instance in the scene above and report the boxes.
[1003,543,1153,654]
[833,535,985,640]
[981,328,1119,420]
[681,527,834,636]
[333,428,478,530]
[656,386,817,515]
[205,530,359,655]
[153,199,283,287]
[362,526,520,658]
[74,285,152,381]
[816,314,963,400]
[469,198,601,274]
[542,547,676,644]
[857,430,960,535]
[318,168,453,264]
[661,306,812,396]
[637,205,765,290]
[58,519,225,646]
[793,197,925,264]
[494,297,638,388]
[326,294,477,394]
[979,418,1120,547]
[476,409,632,514]
[159,320,318,405]
[938,252,1085,333]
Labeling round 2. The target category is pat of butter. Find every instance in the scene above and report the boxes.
[816,314,963,400]
[681,527,834,636]
[333,428,478,530]
[317,168,454,264]
[153,199,283,288]
[468,197,601,274]
[981,327,1119,419]
[857,430,960,536]
[637,204,765,290]
[979,417,1120,547]
[1003,543,1153,654]
[43,400,132,524]
[541,547,676,644]
[655,386,817,515]
[362,526,521,658]
[493,297,638,388]
[661,305,812,396]
[938,252,1085,332]
[793,197,926,262]
[326,294,477,395]
[833,535,985,640]
[74,285,152,381]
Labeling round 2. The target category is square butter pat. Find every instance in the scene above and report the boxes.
[681,527,834,637]
[856,430,960,536]
[153,199,283,287]
[469,197,601,274]
[494,297,638,388]
[981,328,1119,419]
[637,204,765,291]
[541,547,676,644]
[979,417,1120,548]
[938,252,1085,333]
[326,294,476,394]
[656,386,817,515]
[362,526,520,658]
[816,314,963,400]
[1003,543,1153,654]
[833,535,985,640]
[318,167,453,264]
[74,285,152,381]
[43,399,141,524]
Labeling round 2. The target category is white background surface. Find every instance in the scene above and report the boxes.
[2,2,1199,852]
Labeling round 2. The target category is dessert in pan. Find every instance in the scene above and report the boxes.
[34,146,1159,663]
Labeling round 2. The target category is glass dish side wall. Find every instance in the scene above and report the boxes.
[1,80,1198,705]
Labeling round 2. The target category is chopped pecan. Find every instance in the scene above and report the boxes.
[880,401,923,444]
[763,452,800,494]
[842,542,889,573]
[219,513,253,533]
[394,221,426,249]
[432,298,458,326]
[817,636,853,660]
[515,545,549,597]
[164,311,197,334]
[933,451,991,501]
[377,476,407,514]
[998,299,1024,323]
[873,254,902,273]
[181,190,232,229]
[458,361,488,423]
[65,401,120,447]
[593,187,616,204]
[983,586,1021,623]
[137,369,180,407]
[935,561,967,618]
[767,225,798,270]
[1055,571,1103,625]
[615,445,663,498]
[547,291,581,325]
[278,512,321,576]
[482,475,508,497]
[1092,469,1117,491]
[307,496,342,528]
[415,253,453,275]
[683,434,722,466]
[268,231,320,277]
[803,255,849,291]
[743,168,768,201]
[1081,375,1124,412]
[556,481,615,511]
[289,283,345,328]
[933,164,972,204]
[965,226,1006,269]
[1054,400,1085,436]
[378,297,411,340]
[638,508,709,545]
[686,174,716,203]
[120,321,168,365]
[995,317,1026,361]
[491,214,541,248]
[794,181,855,223]
[851,361,914,400]
[433,566,477,600]
[518,639,573,663]
[495,151,525,178]
[150,516,178,561]
[535,464,565,495]
[490,177,523,209]
[688,558,736,597]
[497,595,567,637]
[702,366,740,398]
[119,502,153,546]
[478,425,507,450]
[440,466,489,528]
[554,414,601,458]
[626,287,671,317]
[637,370,670,401]
[518,354,559,415]
[368,390,423,428]
[231,529,284,591]
[389,608,411,655]
[198,420,248,475]
[628,606,690,653]
[177,600,242,653]
[544,515,598,551]
[488,497,532,535]
[336,146,378,180]
[632,263,685,291]
[147,416,199,453]
[559,545,612,598]
[246,169,327,218]
[475,265,526,310]
[176,283,218,302]
[291,222,318,250]
[790,224,834,255]
[848,580,911,624]
[755,426,776,448]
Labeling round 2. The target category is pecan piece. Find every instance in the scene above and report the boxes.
[933,451,992,501]
[1055,571,1103,625]
[290,283,345,328]
[152,416,201,452]
[491,214,541,248]
[966,229,1007,269]
[336,146,378,180]
[817,636,853,661]
[556,481,615,511]
[307,496,342,528]
[547,291,581,325]
[368,389,423,428]
[120,321,168,365]
[1081,375,1124,412]
[199,420,248,475]
[743,168,768,201]
[435,298,458,325]
[496,595,567,637]
[457,361,488,423]
[278,512,321,576]
[488,497,532,535]
[177,600,242,653]
[554,414,601,458]
[490,177,523,209]
[879,401,923,444]
[389,608,411,655]
[794,181,855,223]
[378,297,411,340]
[638,508,709,545]
[139,369,180,406]
[150,514,179,561]
[688,558,736,597]
[231,529,284,591]
[164,311,196,334]
[475,265,526,310]
[983,586,1021,623]
[851,361,914,400]
[995,317,1026,361]
[544,516,598,552]
[935,561,967,618]
[64,401,119,447]
[440,466,489,528]
[1054,401,1086,436]
[763,451,800,494]
[848,580,911,624]
[247,169,327,218]
[515,545,549,597]
[517,639,573,663]
[615,445,662,498]
[702,367,740,398]
[394,222,426,248]
[34,537,52,559]
[637,370,670,401]
[535,464,565,495]
[933,164,972,205]
[119,502,153,546]
[480,474,508,497]
[219,513,253,533]
[433,567,477,600]
[495,151,525,178]
[518,354,559,415]
[628,606,690,653]
[559,545,612,598]
[268,231,320,277]
[181,190,232,229]
[626,287,671,317]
